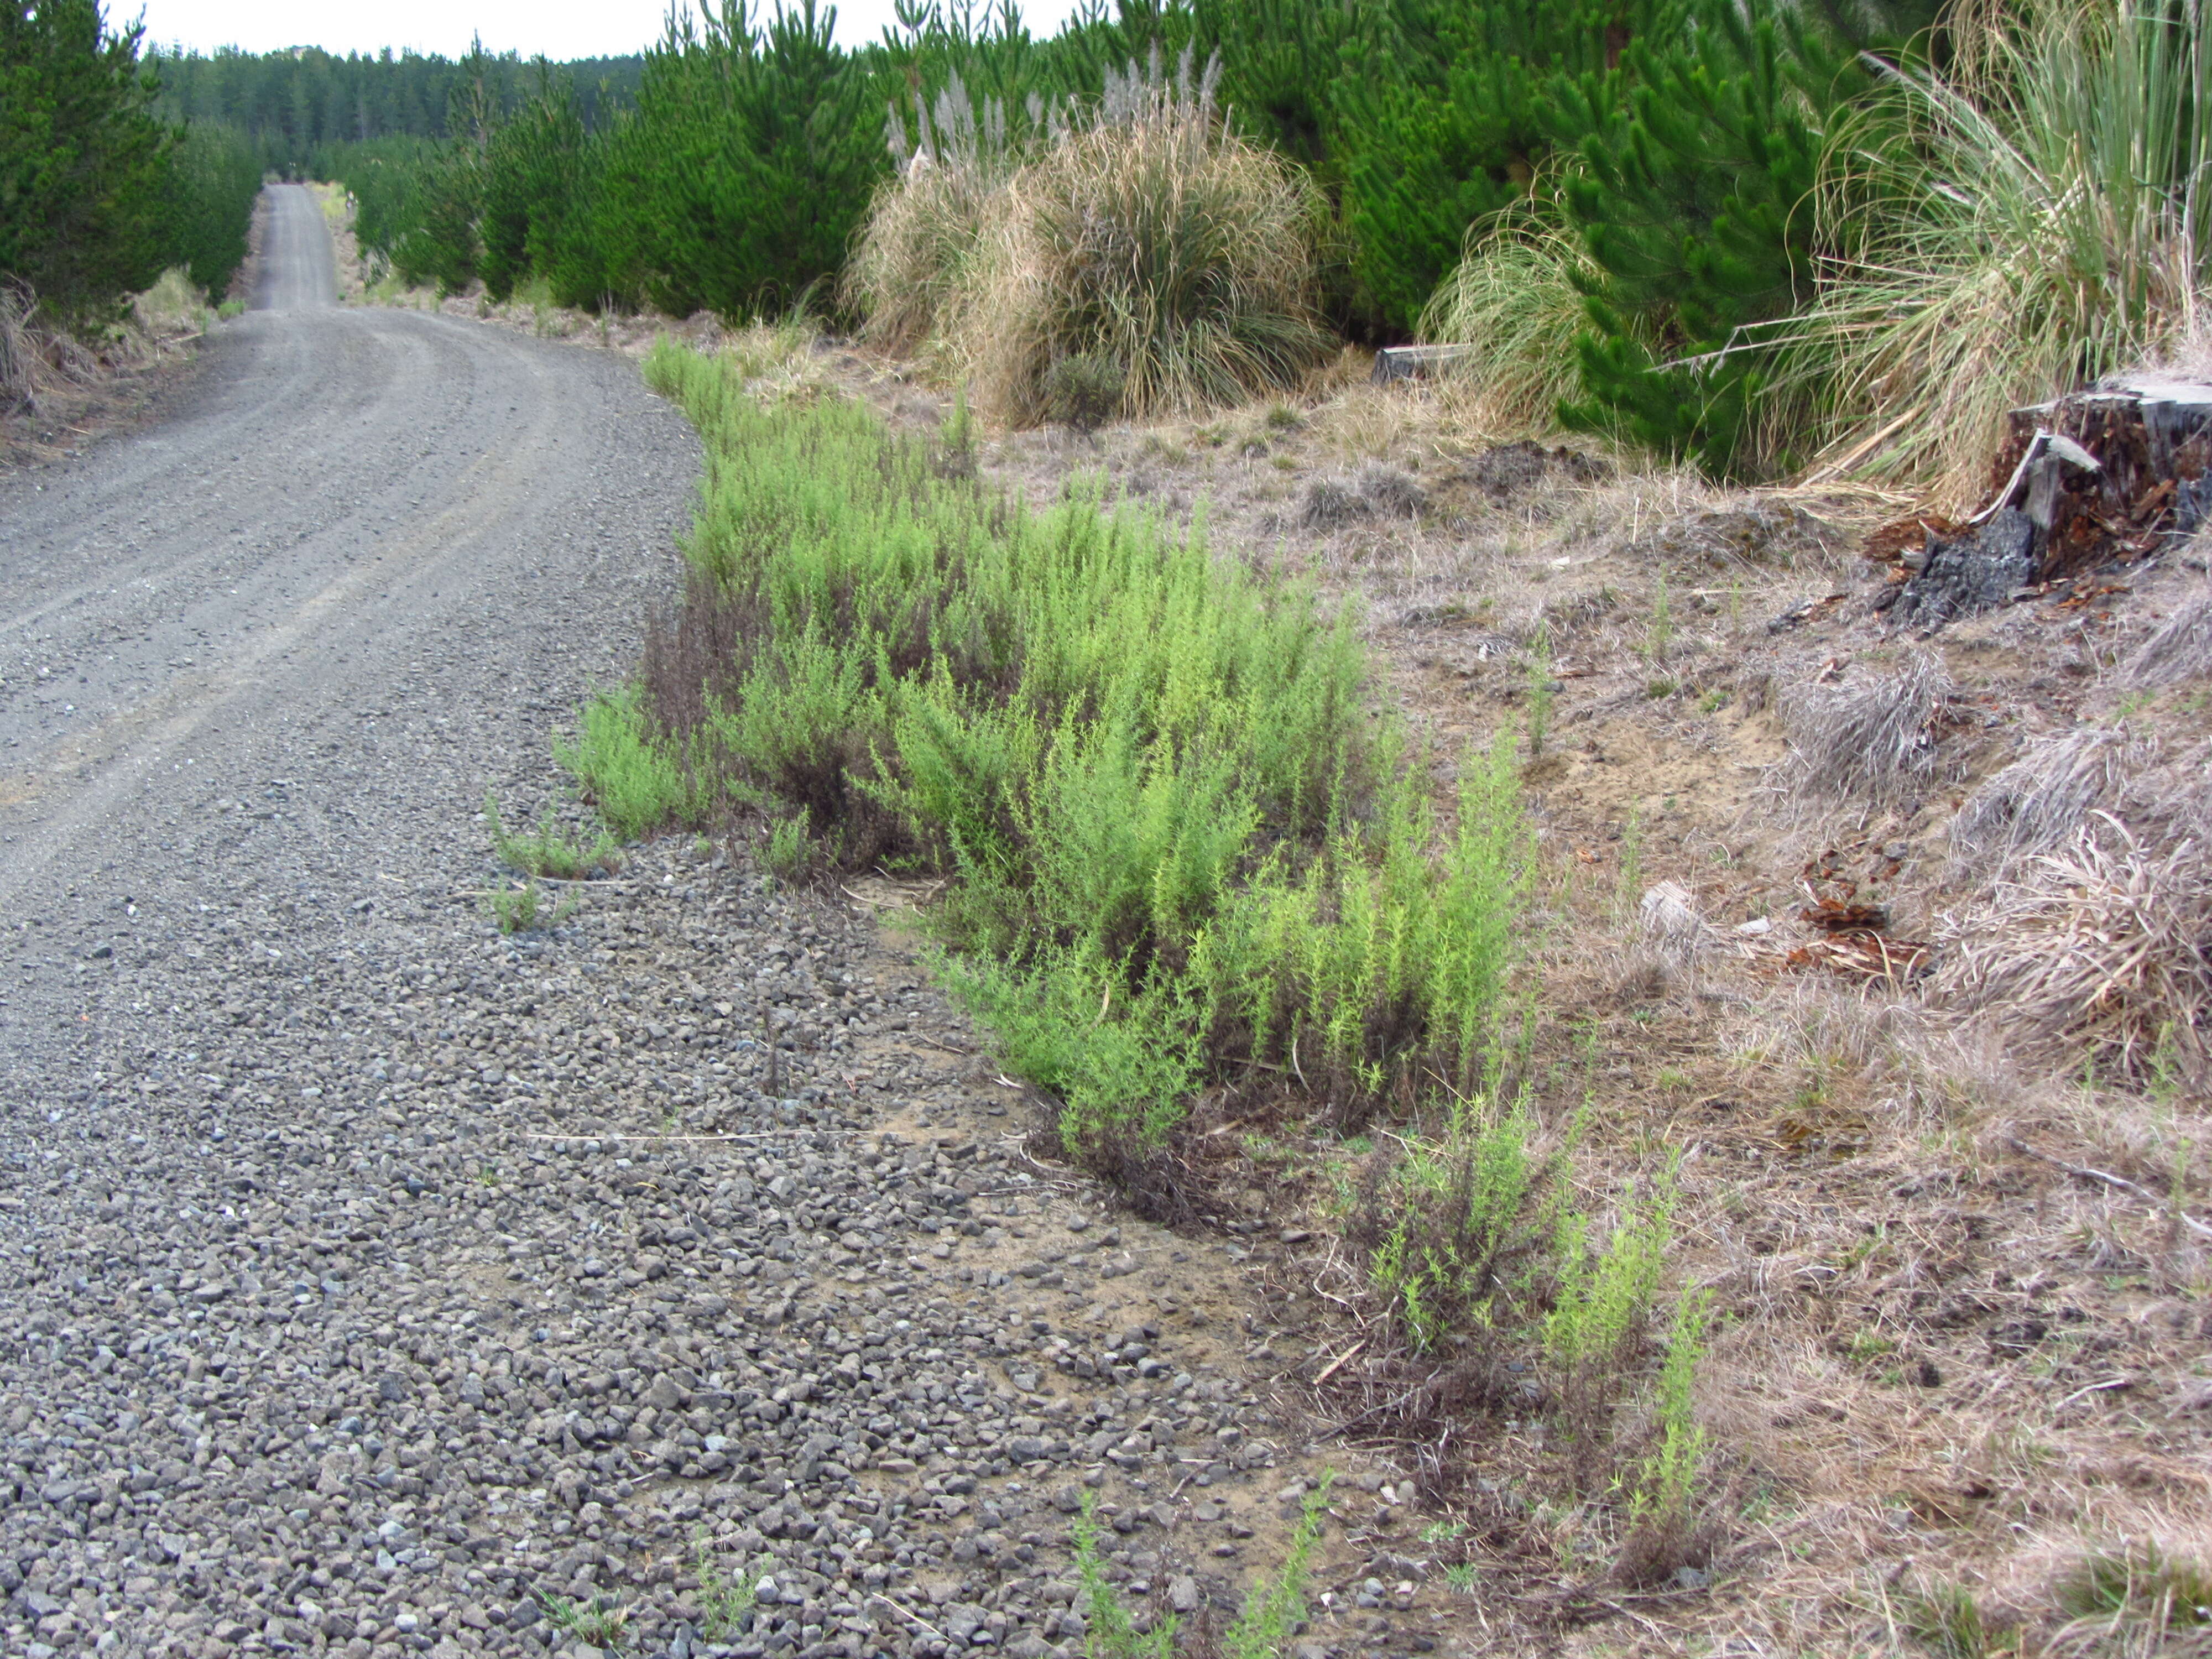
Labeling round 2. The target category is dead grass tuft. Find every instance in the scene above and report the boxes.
[1949,725,2150,880]
[0,280,100,419]
[1937,812,2212,1087]
[1631,880,1708,989]
[933,55,1332,426]
[2122,586,2212,689]
[129,267,211,339]
[1778,650,1959,815]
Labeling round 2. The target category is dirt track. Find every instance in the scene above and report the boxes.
[0,189,1386,1659]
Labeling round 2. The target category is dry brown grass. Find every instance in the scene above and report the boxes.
[1948,724,2152,879]
[843,85,1019,356]
[0,280,98,419]
[1938,813,2212,1087]
[2122,585,2212,690]
[945,108,1329,426]
[1778,650,1961,816]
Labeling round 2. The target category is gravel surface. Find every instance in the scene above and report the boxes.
[0,191,1439,1659]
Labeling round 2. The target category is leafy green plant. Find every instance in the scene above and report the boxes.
[1361,1093,1545,1352]
[485,791,622,879]
[556,687,712,841]
[765,815,811,879]
[1221,1474,1333,1659]
[1072,1490,1176,1659]
[536,1588,628,1648]
[692,1532,759,1640]
[486,881,540,934]
[484,880,577,935]
[578,349,1532,1167]
[1544,1164,1678,1458]
[1070,1478,1333,1659]
[1524,620,1554,758]
[1617,1289,1710,1582]
[1899,1579,1996,1659]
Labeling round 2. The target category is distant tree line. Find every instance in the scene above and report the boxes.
[0,1,644,326]
[144,40,645,170]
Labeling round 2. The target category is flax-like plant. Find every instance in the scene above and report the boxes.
[1805,0,2212,507]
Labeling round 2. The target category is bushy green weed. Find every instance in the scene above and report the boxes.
[576,345,1531,1161]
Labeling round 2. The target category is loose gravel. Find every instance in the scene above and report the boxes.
[0,190,1454,1659]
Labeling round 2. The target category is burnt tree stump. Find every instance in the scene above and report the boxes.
[1879,374,2212,629]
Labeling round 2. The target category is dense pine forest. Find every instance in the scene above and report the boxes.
[144,42,645,164]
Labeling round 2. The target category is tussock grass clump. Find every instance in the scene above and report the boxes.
[0,280,98,418]
[854,49,1332,427]
[1420,200,1606,439]
[129,267,211,337]
[573,340,1531,1164]
[1807,0,2212,505]
[2052,1542,2212,1656]
[1778,651,1958,814]
[1948,726,2148,880]
[845,73,1030,356]
[1937,813,2212,1087]
[0,282,43,415]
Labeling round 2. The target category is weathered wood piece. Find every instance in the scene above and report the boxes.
[1371,343,1477,385]
[1877,374,2212,629]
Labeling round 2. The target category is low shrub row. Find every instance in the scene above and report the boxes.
[570,342,1714,1574]
[568,340,1531,1164]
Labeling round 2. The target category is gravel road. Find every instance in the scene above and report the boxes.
[0,190,1386,1659]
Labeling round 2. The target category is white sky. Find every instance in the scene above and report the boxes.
[132,0,1091,60]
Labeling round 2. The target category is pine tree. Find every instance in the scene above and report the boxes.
[1553,0,1943,475]
[1334,0,1678,338]
[631,0,884,322]
[478,66,586,303]
[1,0,173,318]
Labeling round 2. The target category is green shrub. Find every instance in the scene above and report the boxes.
[1,0,175,321]
[556,686,712,840]
[1042,350,1126,435]
[484,791,622,879]
[577,343,1530,1164]
[1553,0,1944,477]
[161,120,264,300]
[1068,1479,1333,1659]
[1361,1093,1545,1353]
[1334,0,1646,339]
[623,0,883,322]
[478,70,586,304]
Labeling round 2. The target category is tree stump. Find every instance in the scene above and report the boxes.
[1877,373,2212,629]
